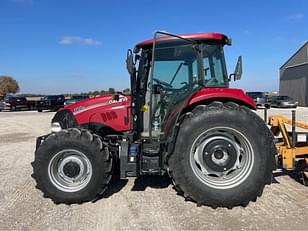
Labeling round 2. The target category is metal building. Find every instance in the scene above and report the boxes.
[280,41,308,106]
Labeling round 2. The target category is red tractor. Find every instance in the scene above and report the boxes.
[32,32,276,208]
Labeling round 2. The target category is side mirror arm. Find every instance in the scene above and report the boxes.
[228,73,235,82]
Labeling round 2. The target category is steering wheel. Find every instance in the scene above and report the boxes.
[153,78,173,89]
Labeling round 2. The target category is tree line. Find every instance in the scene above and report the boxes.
[0,75,130,97]
[79,88,130,96]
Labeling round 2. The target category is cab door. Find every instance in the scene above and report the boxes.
[144,32,202,139]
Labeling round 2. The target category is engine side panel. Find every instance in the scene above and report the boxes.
[63,95,131,132]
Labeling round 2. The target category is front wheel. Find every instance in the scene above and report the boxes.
[168,102,276,208]
[32,128,113,204]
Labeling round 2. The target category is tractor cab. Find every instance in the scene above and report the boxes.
[127,32,242,140]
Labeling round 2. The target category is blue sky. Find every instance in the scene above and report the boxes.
[0,0,307,94]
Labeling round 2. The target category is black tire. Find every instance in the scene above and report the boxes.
[10,106,16,111]
[265,104,271,109]
[168,102,276,208]
[31,128,113,204]
[37,109,42,112]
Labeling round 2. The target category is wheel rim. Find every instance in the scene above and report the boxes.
[48,149,92,192]
[190,126,254,189]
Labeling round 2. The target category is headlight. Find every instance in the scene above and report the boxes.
[51,122,62,133]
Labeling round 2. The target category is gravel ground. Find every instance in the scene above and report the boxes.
[0,108,308,231]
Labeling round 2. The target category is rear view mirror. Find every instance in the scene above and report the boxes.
[229,56,243,81]
[234,56,242,80]
[126,49,135,75]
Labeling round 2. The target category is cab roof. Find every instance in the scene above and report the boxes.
[135,33,230,49]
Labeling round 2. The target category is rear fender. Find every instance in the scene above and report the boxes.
[164,88,256,160]
[187,88,256,110]
[165,88,255,140]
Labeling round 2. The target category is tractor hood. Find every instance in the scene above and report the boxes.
[62,94,131,132]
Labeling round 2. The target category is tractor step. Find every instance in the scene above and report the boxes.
[119,140,163,178]
[119,141,138,178]
[140,141,162,175]
[140,155,161,175]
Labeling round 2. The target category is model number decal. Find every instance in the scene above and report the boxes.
[73,106,86,112]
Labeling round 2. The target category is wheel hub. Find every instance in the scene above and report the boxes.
[190,127,254,189]
[63,161,81,178]
[213,149,224,159]
[58,155,86,181]
[48,149,93,192]
[202,139,238,172]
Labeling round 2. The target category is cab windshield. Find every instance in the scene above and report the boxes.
[152,44,228,90]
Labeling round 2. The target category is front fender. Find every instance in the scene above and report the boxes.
[52,109,79,129]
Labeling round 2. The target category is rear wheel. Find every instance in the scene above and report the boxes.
[168,102,276,208]
[32,128,113,204]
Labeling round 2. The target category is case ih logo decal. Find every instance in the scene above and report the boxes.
[108,96,128,104]
[73,96,128,115]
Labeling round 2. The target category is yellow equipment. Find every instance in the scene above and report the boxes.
[269,111,308,185]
